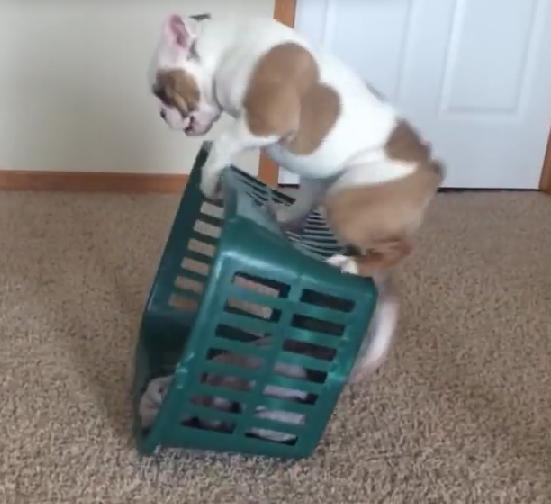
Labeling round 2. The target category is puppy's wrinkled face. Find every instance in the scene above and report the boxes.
[152,69,200,133]
[149,14,221,136]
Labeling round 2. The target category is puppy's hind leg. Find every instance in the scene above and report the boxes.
[349,274,399,382]
[326,255,399,382]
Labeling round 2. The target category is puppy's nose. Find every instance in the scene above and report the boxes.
[160,109,167,120]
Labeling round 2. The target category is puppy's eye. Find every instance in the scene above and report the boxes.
[152,86,169,104]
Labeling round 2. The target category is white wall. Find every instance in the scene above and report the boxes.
[0,0,275,174]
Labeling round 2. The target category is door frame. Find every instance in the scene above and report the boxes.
[261,0,551,192]
[539,128,551,193]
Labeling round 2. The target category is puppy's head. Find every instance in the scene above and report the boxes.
[149,14,221,136]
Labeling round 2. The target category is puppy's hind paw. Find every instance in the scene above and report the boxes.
[326,254,359,275]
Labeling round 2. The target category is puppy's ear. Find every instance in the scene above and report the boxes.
[162,14,198,51]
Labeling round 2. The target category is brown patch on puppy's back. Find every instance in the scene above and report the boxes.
[244,43,340,154]
[324,163,443,276]
[290,80,340,155]
[323,117,444,276]
[154,69,200,114]
[385,120,431,164]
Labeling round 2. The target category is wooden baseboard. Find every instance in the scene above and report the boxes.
[0,170,188,193]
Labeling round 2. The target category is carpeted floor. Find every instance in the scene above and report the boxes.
[1,188,550,503]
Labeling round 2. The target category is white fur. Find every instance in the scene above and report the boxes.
[326,254,359,275]
[149,14,412,197]
[326,254,399,380]
[139,375,173,429]
[350,284,399,379]
[329,160,416,192]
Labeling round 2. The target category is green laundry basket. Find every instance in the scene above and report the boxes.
[131,141,378,459]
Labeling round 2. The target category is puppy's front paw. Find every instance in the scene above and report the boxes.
[200,171,222,200]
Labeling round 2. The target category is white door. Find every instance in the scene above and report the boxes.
[279,0,551,189]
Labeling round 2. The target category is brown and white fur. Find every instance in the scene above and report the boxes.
[148,13,443,380]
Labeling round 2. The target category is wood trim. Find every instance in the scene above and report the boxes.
[258,0,297,187]
[274,0,297,26]
[258,155,280,187]
[539,127,551,193]
[0,170,187,193]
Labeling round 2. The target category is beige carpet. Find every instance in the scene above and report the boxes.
[1,189,550,503]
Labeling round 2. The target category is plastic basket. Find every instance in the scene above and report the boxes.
[131,142,378,459]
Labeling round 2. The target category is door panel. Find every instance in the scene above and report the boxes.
[281,0,551,189]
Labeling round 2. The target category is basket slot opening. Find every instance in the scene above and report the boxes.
[301,236,337,244]
[229,272,288,321]
[200,201,224,219]
[245,430,298,445]
[187,238,215,258]
[272,358,328,386]
[224,298,281,322]
[300,233,339,243]
[193,219,221,239]
[291,314,345,337]
[206,349,264,370]
[215,323,268,344]
[262,383,310,407]
[232,272,290,299]
[200,371,256,393]
[168,292,199,312]
[298,242,340,254]
[253,407,305,427]
[174,275,204,295]
[205,195,223,206]
[190,394,243,415]
[253,190,269,201]
[274,362,328,385]
[245,425,298,446]
[299,230,338,240]
[270,193,294,205]
[181,415,236,434]
[300,289,355,313]
[235,168,262,184]
[181,257,210,276]
[248,405,305,443]
[263,385,318,405]
[242,176,264,189]
[303,222,328,230]
[307,214,324,223]
[283,339,337,362]
[248,191,268,205]
[239,174,268,195]
[243,179,267,194]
